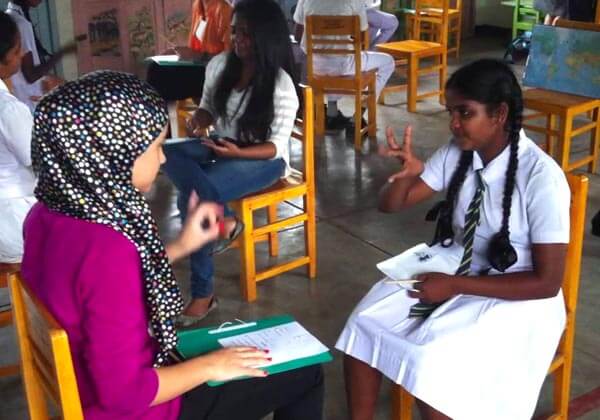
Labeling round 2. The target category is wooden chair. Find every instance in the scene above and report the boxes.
[231,86,317,302]
[9,272,83,419]
[391,173,589,420]
[0,263,20,378]
[167,98,208,139]
[523,19,600,173]
[512,0,541,38]
[376,0,449,112]
[306,15,377,151]
[405,0,462,58]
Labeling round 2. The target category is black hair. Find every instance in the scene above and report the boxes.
[0,11,19,62]
[213,0,299,143]
[430,59,523,272]
[12,0,51,61]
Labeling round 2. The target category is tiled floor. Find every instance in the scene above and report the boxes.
[1,34,599,419]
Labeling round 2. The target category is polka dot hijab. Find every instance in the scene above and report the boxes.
[31,71,182,366]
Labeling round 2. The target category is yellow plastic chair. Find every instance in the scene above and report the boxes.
[376,0,449,112]
[391,173,589,420]
[522,19,600,173]
[9,272,83,420]
[0,263,20,378]
[231,86,317,302]
[405,0,462,58]
[306,15,377,151]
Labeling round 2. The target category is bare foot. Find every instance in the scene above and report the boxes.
[183,296,214,317]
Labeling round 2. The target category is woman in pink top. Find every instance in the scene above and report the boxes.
[21,70,323,419]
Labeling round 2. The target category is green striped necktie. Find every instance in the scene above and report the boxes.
[409,169,485,318]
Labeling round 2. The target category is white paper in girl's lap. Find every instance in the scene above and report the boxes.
[376,242,463,283]
[218,322,328,368]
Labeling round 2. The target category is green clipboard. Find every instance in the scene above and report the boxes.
[176,314,332,387]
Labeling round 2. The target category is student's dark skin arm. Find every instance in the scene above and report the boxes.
[379,125,568,303]
[378,125,436,211]
[20,42,77,84]
[411,244,567,302]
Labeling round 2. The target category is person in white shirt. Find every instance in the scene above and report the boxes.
[0,11,36,263]
[6,0,77,112]
[364,0,399,49]
[337,59,570,420]
[293,0,394,129]
[162,0,300,321]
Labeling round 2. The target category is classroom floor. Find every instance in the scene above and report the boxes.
[1,34,599,420]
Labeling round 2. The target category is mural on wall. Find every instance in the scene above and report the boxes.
[72,0,193,74]
[165,10,191,47]
[88,8,121,57]
[128,5,155,61]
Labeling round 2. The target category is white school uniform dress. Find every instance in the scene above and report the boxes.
[336,131,570,420]
[199,52,299,177]
[0,78,36,263]
[6,1,44,113]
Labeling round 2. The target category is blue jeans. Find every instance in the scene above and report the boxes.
[162,139,286,298]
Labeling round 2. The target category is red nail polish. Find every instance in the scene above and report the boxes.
[268,357,272,361]
[264,349,270,354]
[263,371,269,376]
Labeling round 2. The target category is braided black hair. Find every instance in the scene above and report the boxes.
[430,59,523,272]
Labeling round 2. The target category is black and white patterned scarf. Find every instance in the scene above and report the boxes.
[31,70,182,366]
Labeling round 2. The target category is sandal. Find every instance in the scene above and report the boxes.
[210,217,244,255]
[177,297,219,327]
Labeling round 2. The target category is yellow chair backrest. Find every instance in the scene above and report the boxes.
[291,84,315,187]
[561,173,588,338]
[413,0,450,46]
[9,273,83,420]
[305,15,366,83]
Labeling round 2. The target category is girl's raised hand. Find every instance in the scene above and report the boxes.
[199,347,271,381]
[379,125,424,183]
[178,193,221,253]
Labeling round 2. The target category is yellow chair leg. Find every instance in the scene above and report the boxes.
[239,204,257,302]
[546,113,557,157]
[391,385,414,419]
[304,194,317,279]
[267,204,279,257]
[354,93,363,150]
[368,80,377,139]
[589,107,599,173]
[315,90,325,137]
[439,53,447,105]
[407,56,418,113]
[559,112,574,170]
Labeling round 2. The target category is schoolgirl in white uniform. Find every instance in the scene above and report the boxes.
[336,59,570,420]
[6,1,76,112]
[0,11,35,263]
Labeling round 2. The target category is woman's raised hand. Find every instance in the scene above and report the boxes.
[199,347,271,381]
[178,192,221,253]
[379,125,424,183]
